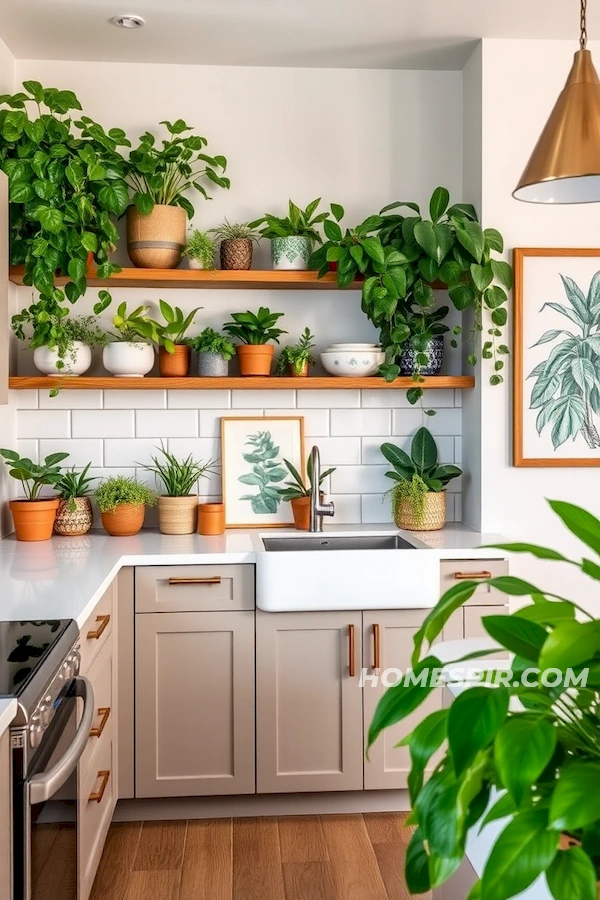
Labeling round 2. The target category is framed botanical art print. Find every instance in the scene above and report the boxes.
[514,248,600,467]
[221,416,305,527]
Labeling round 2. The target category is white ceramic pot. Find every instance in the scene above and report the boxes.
[33,342,92,376]
[271,236,312,271]
[187,257,204,270]
[103,342,155,377]
[321,349,386,377]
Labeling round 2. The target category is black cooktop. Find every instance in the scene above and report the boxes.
[0,619,75,697]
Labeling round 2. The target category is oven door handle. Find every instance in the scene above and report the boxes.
[29,676,95,806]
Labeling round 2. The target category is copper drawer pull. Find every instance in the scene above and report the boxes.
[89,707,111,739]
[453,571,492,580]
[348,624,356,677]
[168,577,222,585]
[373,623,381,671]
[87,615,110,640]
[88,770,110,804]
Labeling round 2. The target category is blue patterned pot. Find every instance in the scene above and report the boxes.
[398,336,444,376]
[271,236,312,270]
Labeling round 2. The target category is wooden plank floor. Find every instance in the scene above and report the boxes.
[90,813,430,900]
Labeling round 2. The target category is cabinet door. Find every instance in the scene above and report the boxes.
[363,609,443,790]
[135,611,255,798]
[256,610,363,793]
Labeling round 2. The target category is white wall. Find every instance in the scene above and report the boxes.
[476,38,600,604]
[9,59,465,525]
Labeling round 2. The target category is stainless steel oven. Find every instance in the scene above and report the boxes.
[1,619,94,900]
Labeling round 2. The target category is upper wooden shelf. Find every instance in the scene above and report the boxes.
[9,266,361,291]
[9,375,474,391]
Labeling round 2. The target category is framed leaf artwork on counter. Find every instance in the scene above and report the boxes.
[221,417,305,527]
[514,248,600,466]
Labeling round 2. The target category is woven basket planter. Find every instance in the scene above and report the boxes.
[158,496,198,535]
[220,238,253,270]
[394,491,446,532]
[101,503,145,536]
[159,345,191,377]
[127,204,186,269]
[54,497,93,536]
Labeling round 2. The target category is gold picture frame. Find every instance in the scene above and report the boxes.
[221,416,306,527]
[514,247,600,467]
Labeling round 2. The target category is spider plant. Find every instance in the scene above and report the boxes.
[141,442,218,496]
[56,464,97,512]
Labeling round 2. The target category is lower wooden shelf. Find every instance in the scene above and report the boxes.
[9,375,475,391]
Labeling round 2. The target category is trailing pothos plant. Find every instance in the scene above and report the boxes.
[368,499,600,900]
[310,188,512,403]
[0,81,131,349]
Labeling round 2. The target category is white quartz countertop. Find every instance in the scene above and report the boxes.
[0,523,505,628]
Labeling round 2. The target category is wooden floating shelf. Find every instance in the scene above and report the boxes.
[9,376,475,391]
[9,267,362,290]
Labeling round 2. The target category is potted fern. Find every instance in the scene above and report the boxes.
[141,443,218,534]
[209,220,261,270]
[184,229,215,270]
[103,302,158,377]
[381,427,461,531]
[276,328,316,377]
[223,307,287,376]
[188,328,235,377]
[154,299,201,377]
[277,458,336,530]
[250,198,327,270]
[95,476,156,536]
[54,464,97,535]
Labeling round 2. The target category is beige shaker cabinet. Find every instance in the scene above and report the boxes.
[135,610,255,798]
[256,609,364,793]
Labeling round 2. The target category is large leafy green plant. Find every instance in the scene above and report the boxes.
[126,119,229,218]
[250,198,328,242]
[529,273,600,449]
[0,81,131,348]
[0,448,69,499]
[310,189,512,397]
[368,499,600,900]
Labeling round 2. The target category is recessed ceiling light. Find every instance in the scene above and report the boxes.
[111,14,145,29]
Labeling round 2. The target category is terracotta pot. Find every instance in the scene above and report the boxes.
[220,238,253,270]
[159,344,191,377]
[236,344,274,376]
[126,204,186,269]
[101,503,145,536]
[9,498,60,542]
[157,496,198,535]
[394,491,446,532]
[54,497,93,536]
[289,361,309,377]
[198,503,225,535]
[290,493,323,531]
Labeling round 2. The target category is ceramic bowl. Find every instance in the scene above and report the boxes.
[328,343,381,350]
[321,349,385,377]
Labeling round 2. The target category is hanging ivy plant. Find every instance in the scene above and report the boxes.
[0,81,131,349]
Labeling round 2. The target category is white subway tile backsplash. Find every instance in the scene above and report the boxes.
[454,390,463,408]
[267,408,329,437]
[136,409,198,438]
[361,494,394,524]
[361,437,388,466]
[168,390,230,409]
[391,409,428,435]
[16,391,38,409]
[330,408,391,437]
[104,390,166,409]
[419,408,462,436]
[330,465,389,495]
[18,410,70,439]
[17,440,38,463]
[418,390,456,408]
[454,495,462,522]
[40,438,103,467]
[232,389,293,408]
[329,494,362,524]
[104,439,159,468]
[39,390,102,410]
[199,409,262,439]
[168,438,221,476]
[306,437,361,466]
[454,437,462,465]
[72,410,134,439]
[297,390,360,408]
[361,390,411,409]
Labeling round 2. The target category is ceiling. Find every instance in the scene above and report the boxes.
[0,0,596,70]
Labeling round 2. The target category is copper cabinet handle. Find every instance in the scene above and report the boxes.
[89,707,111,739]
[453,571,492,580]
[87,614,110,640]
[168,577,221,585]
[348,624,355,677]
[88,770,110,804]
[373,623,381,671]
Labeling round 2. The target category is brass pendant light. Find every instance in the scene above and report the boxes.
[514,0,600,203]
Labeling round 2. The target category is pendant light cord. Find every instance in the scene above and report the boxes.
[581,0,588,49]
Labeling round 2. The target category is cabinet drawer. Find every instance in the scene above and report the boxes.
[440,559,508,606]
[79,737,115,900]
[81,640,114,779]
[135,565,255,613]
[80,586,113,675]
